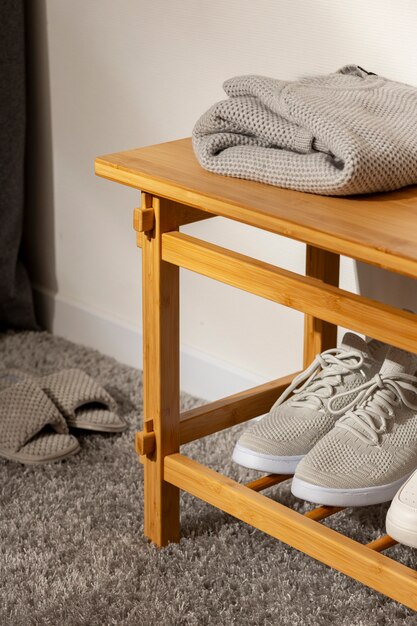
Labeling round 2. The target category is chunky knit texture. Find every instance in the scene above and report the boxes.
[0,382,67,452]
[295,348,417,490]
[0,368,126,432]
[193,65,417,195]
[234,333,385,460]
[39,368,126,430]
[0,380,79,462]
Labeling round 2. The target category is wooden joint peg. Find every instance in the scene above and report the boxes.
[135,430,156,457]
[136,232,144,248]
[133,206,155,233]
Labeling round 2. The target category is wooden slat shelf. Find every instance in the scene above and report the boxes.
[245,473,291,492]
[304,505,345,522]
[367,535,398,552]
[165,453,417,611]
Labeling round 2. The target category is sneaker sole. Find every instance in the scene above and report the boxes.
[386,510,417,548]
[232,443,303,474]
[291,473,413,507]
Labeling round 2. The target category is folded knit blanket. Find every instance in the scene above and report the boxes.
[192,65,417,196]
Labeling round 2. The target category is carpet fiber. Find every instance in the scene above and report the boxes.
[1,330,417,625]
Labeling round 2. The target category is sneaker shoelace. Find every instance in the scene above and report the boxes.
[276,348,366,411]
[327,373,417,445]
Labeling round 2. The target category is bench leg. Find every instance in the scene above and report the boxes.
[303,245,340,367]
[141,193,181,546]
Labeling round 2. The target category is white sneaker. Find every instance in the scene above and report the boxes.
[232,333,388,474]
[292,347,417,506]
[386,468,417,548]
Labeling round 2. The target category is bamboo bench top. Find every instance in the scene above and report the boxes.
[95,137,417,279]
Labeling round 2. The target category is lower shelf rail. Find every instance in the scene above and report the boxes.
[165,452,417,610]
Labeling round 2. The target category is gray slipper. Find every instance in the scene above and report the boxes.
[0,381,80,464]
[40,369,128,432]
[0,369,127,433]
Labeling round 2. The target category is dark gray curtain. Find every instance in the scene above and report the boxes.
[0,0,37,330]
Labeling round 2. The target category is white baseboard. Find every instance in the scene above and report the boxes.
[32,287,267,401]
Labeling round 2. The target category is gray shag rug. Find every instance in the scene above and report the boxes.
[1,330,417,626]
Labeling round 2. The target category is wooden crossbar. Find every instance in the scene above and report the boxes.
[304,505,344,522]
[367,535,398,552]
[179,372,297,444]
[164,453,417,611]
[245,474,291,492]
[245,479,344,521]
[161,231,417,355]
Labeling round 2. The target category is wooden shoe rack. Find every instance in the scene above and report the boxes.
[95,138,417,610]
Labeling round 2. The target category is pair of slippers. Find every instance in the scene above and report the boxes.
[0,368,127,465]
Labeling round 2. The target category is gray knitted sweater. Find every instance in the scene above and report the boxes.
[192,65,417,196]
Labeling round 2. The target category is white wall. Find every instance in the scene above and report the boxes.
[25,0,417,400]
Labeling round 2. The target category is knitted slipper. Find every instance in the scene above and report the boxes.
[0,381,80,464]
[0,369,127,433]
[40,369,128,432]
